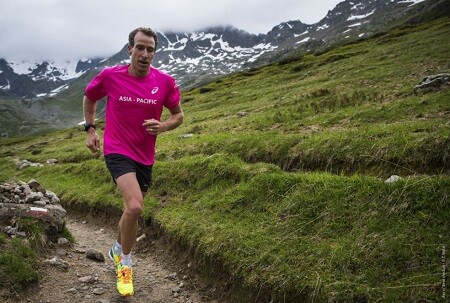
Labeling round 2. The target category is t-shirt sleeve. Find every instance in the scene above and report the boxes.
[85,68,108,101]
[164,77,181,109]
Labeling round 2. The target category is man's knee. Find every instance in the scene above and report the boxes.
[124,199,143,218]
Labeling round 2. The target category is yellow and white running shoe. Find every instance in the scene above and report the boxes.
[116,265,134,296]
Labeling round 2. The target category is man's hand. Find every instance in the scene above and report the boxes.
[142,119,167,135]
[142,105,184,136]
[85,130,100,153]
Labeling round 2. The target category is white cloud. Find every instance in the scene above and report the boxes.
[0,0,343,61]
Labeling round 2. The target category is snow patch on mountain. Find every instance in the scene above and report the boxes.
[399,0,427,5]
[294,30,309,38]
[37,83,70,98]
[8,59,85,81]
[296,37,311,44]
[0,80,10,90]
[348,10,376,21]
[317,24,330,31]
[8,60,32,75]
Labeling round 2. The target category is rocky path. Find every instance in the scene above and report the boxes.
[7,214,221,303]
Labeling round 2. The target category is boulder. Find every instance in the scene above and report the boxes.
[414,73,450,93]
[0,180,67,235]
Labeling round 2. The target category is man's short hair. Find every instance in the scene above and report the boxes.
[128,27,158,49]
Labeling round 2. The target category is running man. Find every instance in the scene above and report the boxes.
[83,27,184,296]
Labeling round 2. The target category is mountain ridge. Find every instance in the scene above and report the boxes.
[1,0,435,98]
[0,0,444,137]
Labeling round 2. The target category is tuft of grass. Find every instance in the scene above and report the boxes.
[0,233,6,244]
[0,213,75,293]
[0,236,40,291]
[17,217,47,250]
[59,225,75,244]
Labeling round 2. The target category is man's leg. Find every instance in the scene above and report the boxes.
[116,172,144,256]
[112,172,144,296]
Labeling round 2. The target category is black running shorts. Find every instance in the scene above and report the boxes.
[104,154,153,192]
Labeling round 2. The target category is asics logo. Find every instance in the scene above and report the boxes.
[151,87,159,94]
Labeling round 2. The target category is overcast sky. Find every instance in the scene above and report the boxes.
[0,0,343,62]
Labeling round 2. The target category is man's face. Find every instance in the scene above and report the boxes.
[128,31,156,77]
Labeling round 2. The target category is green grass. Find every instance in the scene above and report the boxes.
[0,211,75,293]
[0,238,40,289]
[147,155,448,302]
[0,17,449,302]
[0,219,47,292]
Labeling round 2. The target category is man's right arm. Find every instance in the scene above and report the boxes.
[83,95,100,153]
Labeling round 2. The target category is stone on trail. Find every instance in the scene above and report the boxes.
[85,248,105,262]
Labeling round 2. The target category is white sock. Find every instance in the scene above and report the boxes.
[113,241,122,255]
[121,253,132,267]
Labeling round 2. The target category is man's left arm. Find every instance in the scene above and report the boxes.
[162,104,184,131]
[142,104,184,135]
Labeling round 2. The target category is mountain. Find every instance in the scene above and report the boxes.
[0,0,446,137]
[0,58,105,99]
[252,0,446,64]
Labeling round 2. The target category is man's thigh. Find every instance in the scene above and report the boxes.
[116,172,144,207]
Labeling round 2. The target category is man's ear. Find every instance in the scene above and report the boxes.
[128,45,132,55]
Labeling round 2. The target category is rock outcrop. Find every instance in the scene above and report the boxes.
[0,179,66,235]
[414,73,450,93]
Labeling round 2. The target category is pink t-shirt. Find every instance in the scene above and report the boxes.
[85,65,180,165]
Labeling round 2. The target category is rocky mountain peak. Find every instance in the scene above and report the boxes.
[0,0,438,100]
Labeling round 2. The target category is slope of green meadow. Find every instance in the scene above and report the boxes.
[0,18,449,302]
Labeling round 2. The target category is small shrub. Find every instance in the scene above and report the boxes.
[309,88,331,98]
[291,62,314,72]
[199,87,214,94]
[182,96,194,103]
[241,70,258,77]
[278,55,303,65]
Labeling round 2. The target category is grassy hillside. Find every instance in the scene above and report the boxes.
[0,18,449,302]
[0,68,106,137]
[0,100,57,137]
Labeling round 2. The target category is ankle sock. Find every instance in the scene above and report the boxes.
[121,253,132,267]
[113,241,122,255]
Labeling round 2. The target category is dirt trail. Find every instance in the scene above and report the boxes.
[6,213,222,303]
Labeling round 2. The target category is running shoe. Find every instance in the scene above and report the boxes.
[108,246,122,270]
[116,265,134,296]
